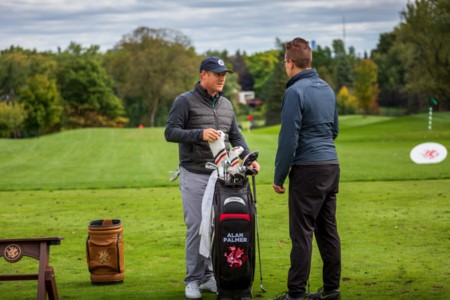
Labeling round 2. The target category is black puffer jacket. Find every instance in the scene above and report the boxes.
[165,82,250,174]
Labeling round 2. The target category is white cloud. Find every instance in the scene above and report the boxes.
[0,0,408,54]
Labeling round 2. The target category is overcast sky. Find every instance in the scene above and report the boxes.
[1,0,409,56]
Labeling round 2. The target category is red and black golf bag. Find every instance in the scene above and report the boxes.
[211,177,255,300]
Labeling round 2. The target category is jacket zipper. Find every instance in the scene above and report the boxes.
[213,98,220,130]
[213,108,220,130]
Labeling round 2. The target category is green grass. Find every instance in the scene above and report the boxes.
[0,113,449,299]
[0,113,449,190]
[0,181,448,299]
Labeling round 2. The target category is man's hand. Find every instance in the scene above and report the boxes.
[273,183,285,194]
[250,161,260,174]
[203,128,221,142]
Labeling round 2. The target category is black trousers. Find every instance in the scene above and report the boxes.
[287,164,341,296]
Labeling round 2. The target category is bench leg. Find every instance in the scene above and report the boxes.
[45,266,59,300]
[37,242,49,300]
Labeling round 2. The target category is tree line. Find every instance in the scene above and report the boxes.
[0,0,448,138]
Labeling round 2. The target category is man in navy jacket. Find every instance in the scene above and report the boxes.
[273,37,341,300]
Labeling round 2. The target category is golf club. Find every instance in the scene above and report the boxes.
[205,162,218,172]
[223,159,231,183]
[168,168,180,182]
[251,170,266,293]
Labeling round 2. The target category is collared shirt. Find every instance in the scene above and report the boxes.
[210,93,220,108]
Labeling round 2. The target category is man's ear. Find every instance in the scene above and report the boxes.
[288,61,295,72]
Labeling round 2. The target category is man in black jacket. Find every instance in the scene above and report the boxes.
[165,56,260,299]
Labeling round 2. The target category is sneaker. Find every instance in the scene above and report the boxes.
[199,276,217,294]
[185,281,201,299]
[308,287,340,300]
[272,291,305,300]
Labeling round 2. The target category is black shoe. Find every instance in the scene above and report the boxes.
[272,291,306,300]
[308,287,340,300]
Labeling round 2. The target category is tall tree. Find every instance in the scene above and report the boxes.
[371,32,410,113]
[0,50,29,96]
[0,47,62,134]
[313,45,336,90]
[0,47,57,98]
[333,39,355,90]
[106,27,198,127]
[245,49,280,98]
[353,59,379,114]
[232,51,254,91]
[0,101,27,138]
[259,39,288,125]
[57,43,126,128]
[18,74,63,135]
[336,86,358,115]
[396,0,450,110]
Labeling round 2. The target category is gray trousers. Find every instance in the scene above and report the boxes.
[180,167,214,284]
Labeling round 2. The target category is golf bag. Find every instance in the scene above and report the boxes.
[212,177,255,300]
[86,219,124,284]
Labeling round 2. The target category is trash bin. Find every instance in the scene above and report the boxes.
[86,219,124,284]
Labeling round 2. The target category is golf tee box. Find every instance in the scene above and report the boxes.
[86,219,125,285]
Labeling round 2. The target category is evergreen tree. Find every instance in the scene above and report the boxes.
[232,51,254,91]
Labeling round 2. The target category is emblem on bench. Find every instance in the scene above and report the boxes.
[3,244,23,263]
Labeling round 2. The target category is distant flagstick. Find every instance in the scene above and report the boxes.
[428,97,439,130]
[428,107,433,130]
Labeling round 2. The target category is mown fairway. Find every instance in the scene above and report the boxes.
[1,113,449,190]
[0,113,449,299]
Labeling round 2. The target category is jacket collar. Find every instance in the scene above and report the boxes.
[195,82,222,101]
[286,68,317,89]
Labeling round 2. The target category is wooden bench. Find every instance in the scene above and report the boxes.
[0,237,63,300]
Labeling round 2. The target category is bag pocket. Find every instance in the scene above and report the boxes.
[86,233,123,274]
[217,215,253,290]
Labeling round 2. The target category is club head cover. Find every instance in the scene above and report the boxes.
[242,150,259,167]
[208,130,229,178]
[228,146,244,176]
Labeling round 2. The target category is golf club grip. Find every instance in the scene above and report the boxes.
[245,168,258,176]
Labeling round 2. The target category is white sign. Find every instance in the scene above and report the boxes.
[238,91,255,105]
[410,142,447,164]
